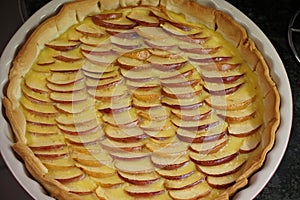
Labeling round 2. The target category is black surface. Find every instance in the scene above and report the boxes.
[1,0,300,199]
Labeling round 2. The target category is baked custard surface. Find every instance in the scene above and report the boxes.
[3,0,280,199]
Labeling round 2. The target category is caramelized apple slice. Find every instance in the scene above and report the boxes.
[137,106,171,121]
[55,98,94,114]
[23,110,56,126]
[50,90,87,103]
[26,123,58,135]
[41,156,75,170]
[147,55,187,71]
[86,75,124,89]
[65,130,104,146]
[72,151,113,168]
[27,134,65,149]
[117,56,150,70]
[22,82,51,103]
[160,22,201,36]
[82,61,118,74]
[82,51,118,65]
[102,108,139,128]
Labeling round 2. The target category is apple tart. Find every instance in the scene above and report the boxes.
[3,0,280,199]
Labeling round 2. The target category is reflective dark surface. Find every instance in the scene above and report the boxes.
[1,0,299,199]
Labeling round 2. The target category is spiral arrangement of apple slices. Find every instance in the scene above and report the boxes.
[19,5,264,200]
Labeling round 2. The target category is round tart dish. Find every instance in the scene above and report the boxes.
[3,0,280,199]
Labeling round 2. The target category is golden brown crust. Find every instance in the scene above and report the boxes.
[3,0,280,199]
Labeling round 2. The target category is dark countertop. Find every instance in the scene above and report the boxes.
[0,0,299,199]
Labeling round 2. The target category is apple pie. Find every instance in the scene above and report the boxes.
[3,0,280,199]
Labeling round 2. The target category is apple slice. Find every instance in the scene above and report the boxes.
[171,103,212,121]
[137,106,171,121]
[158,63,194,79]
[92,13,123,21]
[132,97,162,110]
[111,35,143,50]
[121,68,154,80]
[33,145,69,159]
[92,13,137,30]
[75,23,106,37]
[82,51,118,66]
[80,44,113,56]
[53,50,82,63]
[140,118,173,132]
[205,83,257,111]
[153,141,188,157]
[45,167,84,184]
[50,90,88,103]
[239,131,261,153]
[162,92,209,110]
[91,173,124,188]
[106,28,138,39]
[65,130,104,146]
[20,96,56,116]
[189,136,229,154]
[160,72,202,88]
[206,169,243,189]
[104,125,147,143]
[109,151,150,161]
[115,157,155,174]
[64,175,98,195]
[75,163,115,179]
[126,8,160,27]
[160,22,201,37]
[72,151,113,168]
[118,171,160,186]
[217,102,257,123]
[82,61,119,74]
[196,154,247,177]
[151,153,189,170]
[132,87,162,103]
[23,110,56,126]
[179,44,220,55]
[134,26,169,40]
[96,185,134,200]
[79,35,110,47]
[144,38,177,50]
[124,179,165,198]
[21,82,51,103]
[41,156,75,170]
[168,179,211,200]
[228,115,262,137]
[24,70,49,93]
[35,48,57,66]
[45,39,80,51]
[26,133,65,150]
[176,122,227,143]
[57,120,99,135]
[102,108,139,128]
[101,138,144,152]
[165,171,205,190]
[97,96,132,114]
[147,55,188,71]
[117,55,150,70]
[83,70,119,80]
[189,137,242,166]
[55,98,94,114]
[156,161,195,180]
[162,83,203,99]
[144,128,176,141]
[47,81,86,93]
[26,123,58,135]
[47,71,84,85]
[86,75,124,89]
